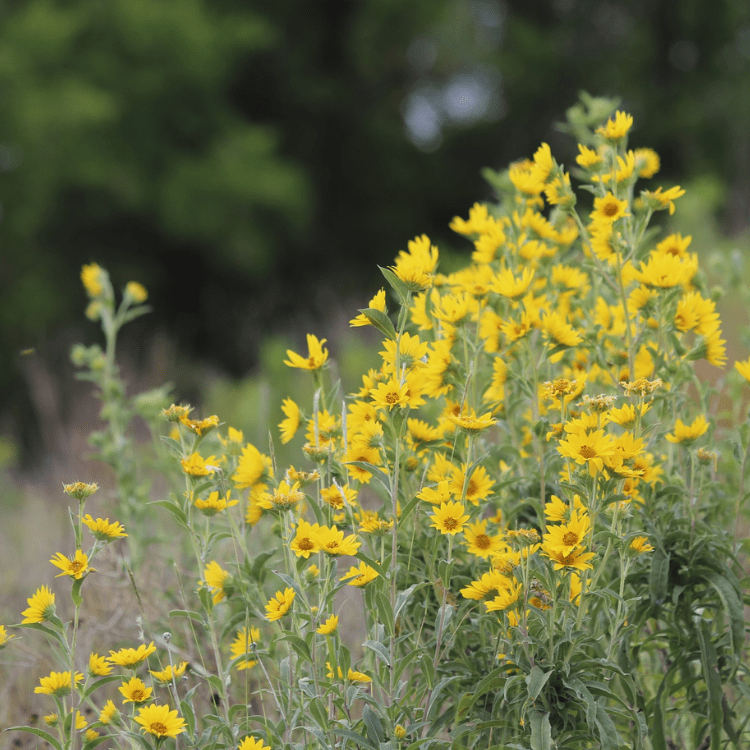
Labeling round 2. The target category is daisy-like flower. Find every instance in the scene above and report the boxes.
[124,280,148,304]
[590,192,629,224]
[50,550,93,579]
[596,110,633,141]
[74,710,87,730]
[630,536,654,554]
[43,713,59,727]
[380,331,429,374]
[203,561,231,604]
[89,653,112,676]
[134,704,187,739]
[239,736,271,750]
[484,580,523,612]
[463,520,506,559]
[544,494,586,523]
[194,491,238,516]
[257,480,304,511]
[643,185,685,215]
[290,519,321,558]
[576,143,603,168]
[0,625,15,647]
[99,699,119,725]
[665,415,709,444]
[181,453,218,477]
[63,481,99,501]
[21,585,56,624]
[491,266,534,299]
[326,662,372,683]
[448,409,497,434]
[316,525,361,556]
[542,510,591,557]
[265,588,295,621]
[284,334,329,371]
[370,377,410,411]
[81,263,106,297]
[460,570,515,601]
[230,626,261,670]
[541,311,583,348]
[119,676,153,705]
[149,661,188,683]
[350,288,387,327]
[84,728,99,742]
[321,483,357,509]
[557,429,616,476]
[430,501,470,536]
[417,479,453,505]
[735,356,750,383]
[82,514,127,541]
[542,545,596,571]
[34,671,83,697]
[108,641,157,668]
[179,414,219,436]
[316,615,339,635]
[279,398,301,444]
[233,444,272,488]
[634,147,660,178]
[340,561,379,587]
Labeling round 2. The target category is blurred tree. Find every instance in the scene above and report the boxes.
[1,0,749,463]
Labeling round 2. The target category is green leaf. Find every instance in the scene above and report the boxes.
[375,590,395,637]
[594,704,622,750]
[649,547,670,606]
[5,727,63,750]
[281,633,312,662]
[271,570,304,600]
[395,582,425,622]
[359,308,397,340]
[697,621,724,750]
[703,571,745,666]
[526,666,553,702]
[399,493,422,525]
[346,461,392,495]
[308,696,328,729]
[426,676,461,720]
[362,639,390,667]
[379,265,410,305]
[148,499,189,530]
[529,711,552,750]
[362,704,385,745]
[180,697,197,736]
[332,726,377,750]
[82,674,122,701]
[168,609,206,626]
[71,577,84,607]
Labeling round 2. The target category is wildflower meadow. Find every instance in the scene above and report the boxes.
[3,97,750,750]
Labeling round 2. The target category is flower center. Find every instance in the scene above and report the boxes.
[579,445,596,459]
[603,202,618,217]
[298,538,314,551]
[562,532,579,546]
[443,517,459,530]
[475,534,492,549]
[151,722,168,736]
[385,392,398,404]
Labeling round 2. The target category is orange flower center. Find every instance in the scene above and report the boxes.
[443,517,459,530]
[385,392,399,404]
[151,722,167,736]
[70,561,84,573]
[562,532,579,546]
[579,445,596,459]
[298,538,315,551]
[603,201,619,217]
[475,534,492,549]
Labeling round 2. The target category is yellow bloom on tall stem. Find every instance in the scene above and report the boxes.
[429,501,470,536]
[34,671,84,697]
[194,491,238,516]
[50,550,93,579]
[447,408,497,434]
[0,625,14,647]
[81,263,106,297]
[149,661,188,683]
[181,452,218,477]
[542,510,591,557]
[203,561,231,604]
[108,641,157,668]
[316,615,339,635]
[290,519,322,558]
[340,561,379,586]
[21,585,56,623]
[665,415,709,444]
[279,398,300,444]
[119,676,153,705]
[370,377,410,411]
[230,626,261,670]
[735,356,750,383]
[315,524,361,556]
[82,514,128,541]
[88,653,112,676]
[590,192,629,223]
[134,704,187,739]
[558,429,616,476]
[596,110,633,141]
[284,334,329,371]
[265,588,295,621]
[239,737,271,750]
